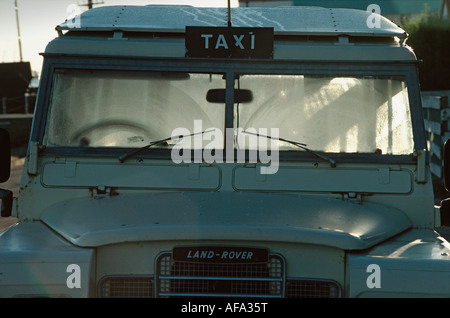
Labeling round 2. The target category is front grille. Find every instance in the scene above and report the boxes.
[98,252,342,298]
[99,276,153,298]
[286,279,341,298]
[155,252,285,298]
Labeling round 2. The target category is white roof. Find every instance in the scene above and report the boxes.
[57,5,407,39]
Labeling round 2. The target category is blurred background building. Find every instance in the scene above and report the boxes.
[239,0,448,24]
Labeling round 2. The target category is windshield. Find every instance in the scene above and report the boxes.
[43,69,414,156]
[235,74,413,155]
[44,70,225,148]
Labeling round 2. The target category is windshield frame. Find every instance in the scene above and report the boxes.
[34,55,425,164]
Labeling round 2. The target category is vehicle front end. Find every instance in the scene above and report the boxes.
[1,5,449,298]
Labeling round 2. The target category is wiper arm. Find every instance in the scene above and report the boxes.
[242,130,336,168]
[118,129,215,163]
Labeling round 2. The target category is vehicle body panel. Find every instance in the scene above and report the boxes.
[0,5,448,298]
[40,191,411,249]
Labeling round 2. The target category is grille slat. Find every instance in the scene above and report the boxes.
[158,292,283,298]
[160,276,283,281]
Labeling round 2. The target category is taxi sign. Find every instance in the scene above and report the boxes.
[186,26,273,59]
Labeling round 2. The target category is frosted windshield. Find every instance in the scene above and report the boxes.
[235,74,413,155]
[44,70,225,148]
[44,70,414,155]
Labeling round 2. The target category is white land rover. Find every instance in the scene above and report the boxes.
[1,5,450,298]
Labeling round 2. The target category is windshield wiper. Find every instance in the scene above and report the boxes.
[242,130,336,168]
[118,129,215,163]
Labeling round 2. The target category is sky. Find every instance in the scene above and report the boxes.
[0,0,239,74]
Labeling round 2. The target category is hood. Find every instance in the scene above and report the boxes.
[40,192,411,250]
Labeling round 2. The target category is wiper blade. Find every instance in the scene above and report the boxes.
[242,130,336,168]
[118,129,215,163]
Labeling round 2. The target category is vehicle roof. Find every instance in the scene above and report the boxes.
[57,5,407,40]
[47,5,416,62]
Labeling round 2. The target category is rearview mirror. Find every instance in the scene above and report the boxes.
[444,139,450,192]
[443,139,450,192]
[0,189,13,217]
[206,89,253,103]
[0,128,11,183]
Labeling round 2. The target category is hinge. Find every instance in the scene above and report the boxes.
[90,185,116,198]
[335,36,354,46]
[27,142,46,175]
[342,192,363,204]
[414,148,427,184]
[27,141,39,175]
[109,31,128,40]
